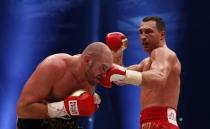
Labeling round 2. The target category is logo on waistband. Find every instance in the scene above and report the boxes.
[167,108,178,126]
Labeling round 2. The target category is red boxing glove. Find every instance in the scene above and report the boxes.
[100,64,126,88]
[106,32,128,51]
[64,90,97,116]
[100,64,143,88]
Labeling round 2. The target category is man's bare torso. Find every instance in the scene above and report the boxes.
[140,48,181,110]
[39,54,94,102]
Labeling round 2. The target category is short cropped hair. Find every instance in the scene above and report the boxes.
[142,16,166,32]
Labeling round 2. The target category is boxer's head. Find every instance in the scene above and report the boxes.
[82,42,113,85]
[139,16,166,53]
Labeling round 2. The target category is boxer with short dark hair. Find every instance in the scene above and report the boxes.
[16,42,113,129]
[101,16,181,129]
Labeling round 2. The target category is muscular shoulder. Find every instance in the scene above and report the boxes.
[140,57,151,64]
[151,47,177,61]
[151,47,181,71]
[127,57,150,71]
[38,54,71,75]
[47,53,73,61]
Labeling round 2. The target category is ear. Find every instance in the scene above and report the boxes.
[160,31,166,40]
[84,55,92,65]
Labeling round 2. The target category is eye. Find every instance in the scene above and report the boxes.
[102,64,108,72]
[144,29,153,34]
[139,29,143,34]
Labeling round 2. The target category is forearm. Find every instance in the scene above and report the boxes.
[141,70,166,87]
[113,55,124,65]
[17,102,49,119]
[109,65,166,87]
[127,64,142,71]
[122,70,166,87]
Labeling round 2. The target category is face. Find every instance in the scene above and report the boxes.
[139,20,164,53]
[85,55,113,86]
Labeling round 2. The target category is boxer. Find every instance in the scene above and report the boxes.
[101,16,181,129]
[16,42,113,129]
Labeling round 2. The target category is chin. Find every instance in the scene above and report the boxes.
[88,80,97,86]
[143,48,149,52]
[143,47,152,53]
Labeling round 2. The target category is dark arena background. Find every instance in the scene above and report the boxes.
[0,0,210,129]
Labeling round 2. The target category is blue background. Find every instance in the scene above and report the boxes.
[0,0,209,129]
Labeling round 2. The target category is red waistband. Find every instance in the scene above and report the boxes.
[140,106,177,122]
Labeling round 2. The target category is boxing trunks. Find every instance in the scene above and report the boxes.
[17,116,82,129]
[140,107,179,129]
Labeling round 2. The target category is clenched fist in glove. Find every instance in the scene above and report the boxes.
[106,32,128,51]
[100,64,142,88]
[106,32,128,65]
[47,90,101,118]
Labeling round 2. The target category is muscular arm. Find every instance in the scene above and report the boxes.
[127,64,142,71]
[112,52,124,65]
[127,58,149,72]
[101,48,175,88]
[141,48,172,88]
[16,58,65,119]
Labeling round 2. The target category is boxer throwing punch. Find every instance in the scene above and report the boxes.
[101,16,181,129]
[16,42,113,129]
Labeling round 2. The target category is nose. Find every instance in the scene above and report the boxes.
[101,72,106,78]
[140,33,147,41]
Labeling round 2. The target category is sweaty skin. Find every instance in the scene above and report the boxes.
[114,20,181,110]
[128,46,181,110]
[16,42,113,119]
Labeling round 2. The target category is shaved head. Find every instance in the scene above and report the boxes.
[82,42,113,61]
[82,42,113,85]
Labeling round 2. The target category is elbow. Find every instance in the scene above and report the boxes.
[16,102,28,118]
[16,103,23,118]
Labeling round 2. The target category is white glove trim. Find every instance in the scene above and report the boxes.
[47,89,86,118]
[125,70,142,86]
[47,101,67,118]
[110,74,125,82]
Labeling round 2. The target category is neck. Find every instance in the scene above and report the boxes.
[148,41,167,55]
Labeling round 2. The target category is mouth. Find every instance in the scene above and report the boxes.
[96,76,102,82]
[142,42,149,48]
[142,41,148,46]
[143,44,148,49]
